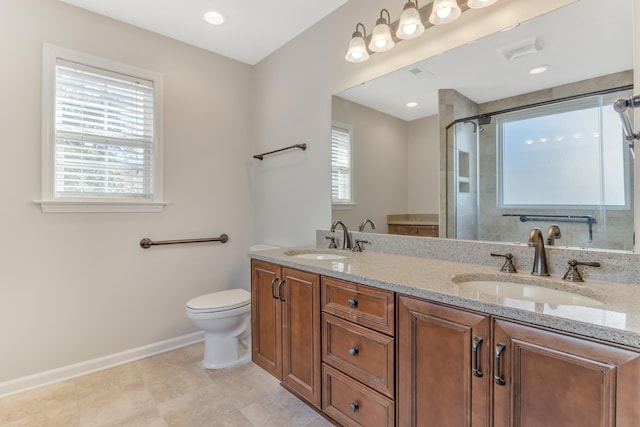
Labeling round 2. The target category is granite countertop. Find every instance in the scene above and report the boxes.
[250,245,640,349]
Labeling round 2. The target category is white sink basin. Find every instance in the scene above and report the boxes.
[453,277,604,307]
[285,249,348,260]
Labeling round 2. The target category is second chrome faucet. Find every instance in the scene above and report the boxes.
[528,228,550,276]
[330,220,352,250]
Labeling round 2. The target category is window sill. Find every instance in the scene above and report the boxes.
[332,203,356,211]
[35,199,169,213]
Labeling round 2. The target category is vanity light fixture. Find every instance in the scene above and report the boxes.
[429,0,462,25]
[203,9,226,25]
[345,23,370,63]
[369,9,395,52]
[345,0,500,63]
[468,0,498,8]
[396,1,425,40]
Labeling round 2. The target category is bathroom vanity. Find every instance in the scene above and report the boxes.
[249,243,640,427]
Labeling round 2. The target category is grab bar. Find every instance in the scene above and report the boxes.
[503,214,596,242]
[140,234,229,249]
[253,143,307,160]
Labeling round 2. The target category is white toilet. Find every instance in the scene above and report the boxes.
[185,288,251,369]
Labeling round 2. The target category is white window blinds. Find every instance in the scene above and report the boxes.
[54,59,155,199]
[331,123,353,204]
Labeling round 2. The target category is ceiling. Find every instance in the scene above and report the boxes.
[59,0,349,65]
[59,0,632,120]
[337,0,633,121]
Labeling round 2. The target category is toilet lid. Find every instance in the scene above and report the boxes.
[186,289,251,311]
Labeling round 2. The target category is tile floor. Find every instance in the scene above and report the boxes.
[0,343,335,427]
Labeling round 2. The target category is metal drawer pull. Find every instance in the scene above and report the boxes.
[472,336,483,377]
[494,343,506,386]
[349,402,359,413]
[271,278,279,299]
[348,346,359,356]
[347,297,358,308]
[278,280,286,302]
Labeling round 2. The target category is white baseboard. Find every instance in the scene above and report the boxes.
[0,331,205,399]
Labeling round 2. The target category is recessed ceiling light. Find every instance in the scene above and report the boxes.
[406,101,420,108]
[204,10,226,25]
[529,65,550,75]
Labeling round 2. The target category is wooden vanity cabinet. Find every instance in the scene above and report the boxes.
[397,294,640,427]
[388,223,438,237]
[397,295,492,427]
[321,277,395,427]
[250,259,321,407]
[493,319,640,427]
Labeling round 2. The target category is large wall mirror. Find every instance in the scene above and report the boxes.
[331,0,634,252]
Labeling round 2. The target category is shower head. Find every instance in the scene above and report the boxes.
[462,120,484,133]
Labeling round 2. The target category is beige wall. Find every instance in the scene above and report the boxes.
[0,0,582,393]
[331,95,442,232]
[0,0,252,384]
[331,96,409,234]
[408,115,440,214]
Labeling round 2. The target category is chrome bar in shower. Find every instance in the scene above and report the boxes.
[613,95,640,159]
[503,214,596,242]
[140,234,229,248]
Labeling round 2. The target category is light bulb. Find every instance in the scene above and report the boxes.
[396,1,425,40]
[369,10,395,53]
[345,24,370,63]
[468,0,499,9]
[429,0,461,25]
[437,7,452,18]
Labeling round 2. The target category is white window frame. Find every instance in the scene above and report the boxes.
[37,44,166,213]
[331,121,355,208]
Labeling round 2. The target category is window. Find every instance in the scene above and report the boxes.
[498,92,630,208]
[331,122,354,206]
[39,45,165,212]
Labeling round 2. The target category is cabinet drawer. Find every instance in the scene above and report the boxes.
[388,224,438,237]
[322,314,394,398]
[322,364,394,427]
[321,277,394,335]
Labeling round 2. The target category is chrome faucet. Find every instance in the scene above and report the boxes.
[358,219,377,232]
[528,228,550,276]
[331,220,352,250]
[547,224,561,246]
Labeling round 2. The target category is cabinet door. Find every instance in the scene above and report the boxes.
[251,260,282,379]
[281,267,322,407]
[397,296,491,427]
[493,319,640,427]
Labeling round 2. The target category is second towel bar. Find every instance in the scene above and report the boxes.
[140,234,229,249]
[253,143,307,160]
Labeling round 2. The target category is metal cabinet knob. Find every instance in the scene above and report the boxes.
[349,402,359,413]
[348,346,359,356]
[347,298,358,308]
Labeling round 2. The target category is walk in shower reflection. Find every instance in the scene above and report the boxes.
[447,89,634,251]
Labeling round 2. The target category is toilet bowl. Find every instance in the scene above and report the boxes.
[185,288,251,369]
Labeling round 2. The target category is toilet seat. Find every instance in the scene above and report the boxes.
[186,289,250,312]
